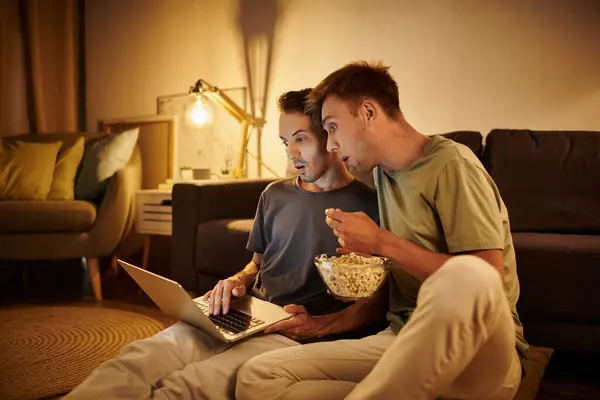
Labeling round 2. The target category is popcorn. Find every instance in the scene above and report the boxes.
[315,253,388,299]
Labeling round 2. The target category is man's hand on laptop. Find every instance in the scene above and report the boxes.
[204,278,246,315]
[264,305,324,341]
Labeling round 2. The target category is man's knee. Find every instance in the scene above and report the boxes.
[442,254,502,287]
[421,255,505,320]
[236,353,272,400]
[236,350,297,400]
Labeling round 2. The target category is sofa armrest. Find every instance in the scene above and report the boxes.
[87,146,142,256]
[171,178,274,292]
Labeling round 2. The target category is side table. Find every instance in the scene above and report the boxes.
[135,189,172,282]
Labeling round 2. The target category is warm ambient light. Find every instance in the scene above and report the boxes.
[185,95,213,128]
[187,78,280,179]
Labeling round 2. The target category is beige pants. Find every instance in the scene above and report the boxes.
[65,322,298,399]
[236,255,522,400]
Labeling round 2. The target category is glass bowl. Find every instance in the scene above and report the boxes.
[314,253,391,301]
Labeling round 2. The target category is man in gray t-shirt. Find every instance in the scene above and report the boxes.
[247,176,378,316]
[206,89,382,341]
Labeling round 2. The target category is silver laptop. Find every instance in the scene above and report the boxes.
[118,260,293,343]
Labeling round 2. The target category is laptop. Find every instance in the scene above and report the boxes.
[118,260,293,343]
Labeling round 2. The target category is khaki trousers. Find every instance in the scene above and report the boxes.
[65,322,298,399]
[236,255,522,400]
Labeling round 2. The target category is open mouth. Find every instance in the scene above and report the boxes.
[294,164,306,173]
[340,156,350,169]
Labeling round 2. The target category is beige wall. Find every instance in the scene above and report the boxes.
[86,0,600,178]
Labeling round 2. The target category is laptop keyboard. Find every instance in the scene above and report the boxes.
[194,299,265,335]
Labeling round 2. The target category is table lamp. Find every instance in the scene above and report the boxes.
[187,78,279,179]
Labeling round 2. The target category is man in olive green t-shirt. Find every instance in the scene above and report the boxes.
[235,62,528,400]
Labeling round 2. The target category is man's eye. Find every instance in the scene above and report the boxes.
[281,141,288,147]
[328,123,337,133]
[296,136,305,143]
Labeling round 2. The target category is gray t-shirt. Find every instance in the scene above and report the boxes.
[247,177,379,315]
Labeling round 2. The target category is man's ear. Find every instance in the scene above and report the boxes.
[361,101,377,126]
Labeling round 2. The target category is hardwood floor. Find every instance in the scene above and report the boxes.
[1,258,598,399]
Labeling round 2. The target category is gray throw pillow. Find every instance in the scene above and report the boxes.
[75,128,139,202]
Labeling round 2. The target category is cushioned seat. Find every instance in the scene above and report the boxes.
[0,200,97,233]
[514,232,600,323]
[195,219,254,289]
[515,345,554,400]
[484,129,600,233]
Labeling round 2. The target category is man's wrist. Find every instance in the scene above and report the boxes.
[376,229,406,260]
[230,273,251,288]
[374,228,391,256]
[313,307,352,337]
[313,314,336,337]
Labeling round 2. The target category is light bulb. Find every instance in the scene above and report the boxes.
[185,96,213,128]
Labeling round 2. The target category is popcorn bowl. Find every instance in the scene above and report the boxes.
[314,253,391,301]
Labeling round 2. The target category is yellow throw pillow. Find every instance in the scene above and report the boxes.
[0,140,62,201]
[48,137,85,200]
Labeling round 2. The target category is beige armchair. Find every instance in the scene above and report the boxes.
[0,132,142,301]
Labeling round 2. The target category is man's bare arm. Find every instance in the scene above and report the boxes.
[231,252,262,287]
[377,230,504,281]
[264,286,388,340]
[205,253,262,315]
[326,209,504,282]
[316,286,388,337]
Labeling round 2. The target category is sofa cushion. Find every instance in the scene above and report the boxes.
[0,201,97,233]
[195,219,254,282]
[0,140,62,201]
[440,131,483,158]
[75,128,139,202]
[48,136,85,200]
[483,130,600,233]
[520,318,600,353]
[514,346,553,400]
[514,232,600,323]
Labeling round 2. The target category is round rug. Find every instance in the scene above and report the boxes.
[0,305,166,400]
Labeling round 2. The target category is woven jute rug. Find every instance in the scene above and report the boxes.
[0,304,166,400]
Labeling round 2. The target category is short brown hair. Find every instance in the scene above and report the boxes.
[277,88,312,114]
[307,61,400,128]
[277,88,324,136]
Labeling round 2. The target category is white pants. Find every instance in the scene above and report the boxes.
[65,322,299,399]
[236,256,522,400]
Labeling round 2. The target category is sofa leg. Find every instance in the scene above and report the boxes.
[84,257,102,302]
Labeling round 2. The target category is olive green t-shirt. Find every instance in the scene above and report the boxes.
[375,135,528,357]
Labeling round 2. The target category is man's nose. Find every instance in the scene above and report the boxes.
[326,135,339,154]
[287,144,299,161]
